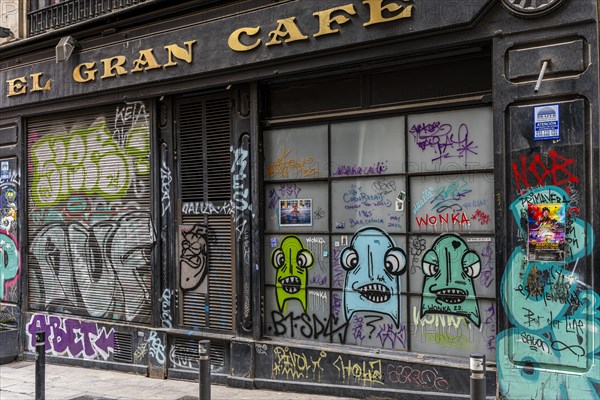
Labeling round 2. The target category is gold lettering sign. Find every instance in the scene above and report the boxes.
[73,62,98,83]
[228,27,262,52]
[6,77,27,97]
[164,40,197,67]
[5,0,418,99]
[313,4,357,37]
[6,73,52,96]
[266,17,309,46]
[362,0,413,27]
[132,49,162,72]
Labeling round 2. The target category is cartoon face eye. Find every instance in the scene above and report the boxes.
[296,249,313,269]
[272,249,285,269]
[384,248,406,276]
[341,247,359,271]
[422,250,439,277]
[462,250,481,278]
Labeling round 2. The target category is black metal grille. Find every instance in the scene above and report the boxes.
[177,94,234,333]
[28,0,148,36]
[113,332,133,363]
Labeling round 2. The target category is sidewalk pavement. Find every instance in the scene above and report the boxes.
[0,361,359,400]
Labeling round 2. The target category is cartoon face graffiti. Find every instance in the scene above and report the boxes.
[271,236,314,312]
[341,227,406,327]
[421,234,481,327]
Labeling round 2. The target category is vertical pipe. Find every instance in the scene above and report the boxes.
[470,353,486,400]
[198,340,211,400]
[35,331,45,400]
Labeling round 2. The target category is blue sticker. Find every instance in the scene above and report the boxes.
[534,104,560,141]
[271,237,277,247]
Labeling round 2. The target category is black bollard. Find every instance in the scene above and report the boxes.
[470,353,486,400]
[35,331,45,400]
[198,340,211,400]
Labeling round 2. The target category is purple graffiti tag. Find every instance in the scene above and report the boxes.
[27,314,115,360]
[376,323,407,349]
[480,243,494,288]
[409,122,478,166]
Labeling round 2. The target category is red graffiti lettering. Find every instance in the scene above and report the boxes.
[512,150,579,191]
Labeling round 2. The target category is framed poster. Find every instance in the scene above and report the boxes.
[279,199,312,226]
[527,203,566,262]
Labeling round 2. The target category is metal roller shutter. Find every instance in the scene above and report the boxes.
[27,101,153,324]
[177,95,234,332]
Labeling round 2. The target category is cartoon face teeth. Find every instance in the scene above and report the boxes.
[280,276,302,294]
[432,288,467,304]
[356,283,391,303]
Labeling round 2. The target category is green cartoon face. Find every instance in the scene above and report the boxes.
[421,234,481,327]
[271,236,314,312]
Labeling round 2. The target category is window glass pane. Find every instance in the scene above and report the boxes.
[407,235,496,298]
[332,290,408,351]
[331,234,407,292]
[407,107,493,173]
[264,126,328,181]
[409,296,496,361]
[331,176,407,234]
[331,116,405,176]
[409,173,494,233]
[264,234,330,290]
[265,182,328,233]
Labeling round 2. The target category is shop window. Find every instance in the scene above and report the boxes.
[263,107,496,361]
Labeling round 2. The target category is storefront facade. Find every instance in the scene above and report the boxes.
[0,0,598,398]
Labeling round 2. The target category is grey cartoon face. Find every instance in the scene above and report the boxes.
[341,227,406,327]
[421,234,481,327]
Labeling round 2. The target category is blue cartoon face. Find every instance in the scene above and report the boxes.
[341,227,406,327]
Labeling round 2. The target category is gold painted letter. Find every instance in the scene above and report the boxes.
[7,77,27,97]
[30,72,52,92]
[362,0,413,27]
[73,62,98,82]
[131,49,162,72]
[228,27,262,52]
[101,56,128,79]
[266,17,309,46]
[164,40,197,67]
[313,4,357,38]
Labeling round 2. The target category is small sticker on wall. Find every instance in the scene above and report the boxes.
[466,237,492,242]
[534,104,560,141]
[0,161,9,181]
[341,236,348,246]
[323,251,328,257]
[335,222,345,229]
[334,241,340,247]
[270,237,277,247]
